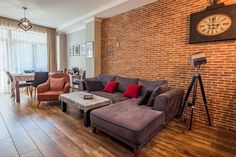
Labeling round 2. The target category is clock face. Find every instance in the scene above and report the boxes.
[197,14,232,36]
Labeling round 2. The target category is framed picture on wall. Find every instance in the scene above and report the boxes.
[75,45,80,56]
[69,46,74,56]
[80,43,86,56]
[86,41,94,58]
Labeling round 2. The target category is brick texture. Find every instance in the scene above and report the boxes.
[101,0,236,131]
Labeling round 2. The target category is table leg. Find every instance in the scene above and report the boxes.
[84,110,91,127]
[61,101,67,112]
[15,81,20,102]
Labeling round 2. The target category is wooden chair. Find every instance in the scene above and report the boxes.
[5,71,32,98]
[31,72,49,96]
[72,70,86,91]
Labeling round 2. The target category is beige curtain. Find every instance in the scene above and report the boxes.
[47,28,57,72]
[0,16,57,72]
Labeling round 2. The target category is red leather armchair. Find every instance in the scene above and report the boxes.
[37,73,70,107]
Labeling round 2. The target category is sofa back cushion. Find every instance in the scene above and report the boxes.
[147,84,169,106]
[85,80,104,92]
[138,79,167,96]
[115,76,139,92]
[138,90,153,105]
[97,74,116,87]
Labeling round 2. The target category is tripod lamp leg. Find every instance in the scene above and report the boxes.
[189,106,194,130]
[198,74,211,126]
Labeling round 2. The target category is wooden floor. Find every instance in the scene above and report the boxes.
[0,93,236,157]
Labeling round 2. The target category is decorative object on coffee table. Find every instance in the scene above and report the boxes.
[189,0,236,43]
[84,94,93,99]
[59,91,111,127]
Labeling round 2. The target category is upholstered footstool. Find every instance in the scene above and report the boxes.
[90,99,165,157]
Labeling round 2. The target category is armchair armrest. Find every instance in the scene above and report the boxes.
[64,82,70,93]
[37,80,50,93]
[153,88,183,123]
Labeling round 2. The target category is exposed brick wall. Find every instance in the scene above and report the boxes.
[101,0,236,131]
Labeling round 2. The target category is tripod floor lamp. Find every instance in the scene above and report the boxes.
[179,52,211,130]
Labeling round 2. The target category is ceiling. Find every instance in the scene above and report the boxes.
[0,0,158,33]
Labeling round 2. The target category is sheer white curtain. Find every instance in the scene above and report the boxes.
[0,26,48,93]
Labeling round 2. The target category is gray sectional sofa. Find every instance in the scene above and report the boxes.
[80,74,183,157]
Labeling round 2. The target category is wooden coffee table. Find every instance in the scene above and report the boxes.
[59,91,112,127]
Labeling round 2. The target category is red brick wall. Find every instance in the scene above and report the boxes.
[101,0,236,131]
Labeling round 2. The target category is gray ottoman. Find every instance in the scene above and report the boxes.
[90,99,165,157]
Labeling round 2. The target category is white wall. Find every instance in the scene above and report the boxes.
[57,33,67,71]
[66,19,102,78]
[67,29,86,73]
[94,20,102,77]
[85,21,95,78]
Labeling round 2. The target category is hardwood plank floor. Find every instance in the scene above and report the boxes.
[0,93,235,157]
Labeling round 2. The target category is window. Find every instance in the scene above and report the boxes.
[0,26,48,93]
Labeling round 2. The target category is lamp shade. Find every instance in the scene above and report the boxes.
[18,7,32,31]
[18,17,32,31]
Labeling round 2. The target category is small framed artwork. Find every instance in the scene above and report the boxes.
[69,46,74,56]
[86,41,94,58]
[75,45,80,56]
[80,43,86,56]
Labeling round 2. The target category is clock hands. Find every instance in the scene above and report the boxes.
[197,14,232,36]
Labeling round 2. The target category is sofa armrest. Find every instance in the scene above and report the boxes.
[64,82,70,93]
[37,80,50,93]
[153,88,183,123]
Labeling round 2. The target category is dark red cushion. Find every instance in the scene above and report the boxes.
[103,81,119,93]
[123,84,143,98]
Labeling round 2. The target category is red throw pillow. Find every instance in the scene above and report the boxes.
[123,84,143,98]
[50,77,65,91]
[103,81,119,93]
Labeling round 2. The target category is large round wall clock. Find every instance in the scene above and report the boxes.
[197,14,232,36]
[189,3,236,44]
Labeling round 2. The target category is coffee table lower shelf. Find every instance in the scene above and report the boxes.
[61,101,92,127]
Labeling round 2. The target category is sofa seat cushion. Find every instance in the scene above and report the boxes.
[90,99,165,145]
[90,91,129,103]
[37,91,64,101]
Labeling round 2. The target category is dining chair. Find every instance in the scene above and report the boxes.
[31,72,49,96]
[72,70,86,91]
[24,70,35,73]
[5,71,32,98]
[24,70,35,84]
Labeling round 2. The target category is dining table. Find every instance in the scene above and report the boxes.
[13,73,35,102]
